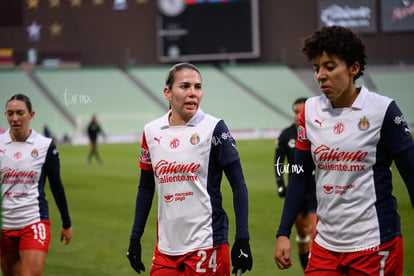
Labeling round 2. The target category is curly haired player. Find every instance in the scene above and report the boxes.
[274,26,414,275]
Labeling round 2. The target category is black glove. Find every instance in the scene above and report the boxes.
[126,239,145,274]
[231,239,253,274]
[277,184,286,197]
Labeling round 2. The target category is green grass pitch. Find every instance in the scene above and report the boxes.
[44,139,413,275]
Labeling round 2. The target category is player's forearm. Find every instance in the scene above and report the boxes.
[53,189,71,229]
[276,149,313,238]
[130,169,155,239]
[45,143,72,228]
[276,180,305,237]
[225,160,250,240]
[233,183,249,240]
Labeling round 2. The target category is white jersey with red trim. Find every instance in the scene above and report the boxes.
[296,86,413,252]
[139,109,239,256]
[0,130,71,230]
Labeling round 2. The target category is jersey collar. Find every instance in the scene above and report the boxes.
[161,109,205,129]
[4,129,36,144]
[321,85,368,111]
[25,129,36,144]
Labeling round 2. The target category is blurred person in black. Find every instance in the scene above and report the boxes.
[87,114,105,164]
[43,125,51,138]
[274,97,317,270]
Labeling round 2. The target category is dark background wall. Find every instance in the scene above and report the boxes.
[0,0,413,67]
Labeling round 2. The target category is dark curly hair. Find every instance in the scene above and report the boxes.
[301,26,366,81]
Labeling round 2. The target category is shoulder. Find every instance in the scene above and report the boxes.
[34,130,52,142]
[0,135,5,149]
[203,111,220,122]
[190,109,220,127]
[202,113,221,128]
[0,132,6,144]
[279,124,295,137]
[355,87,394,119]
[145,113,169,130]
[306,95,325,108]
[300,95,324,117]
[31,130,53,148]
[364,88,393,107]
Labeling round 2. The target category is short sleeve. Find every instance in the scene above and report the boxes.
[139,131,152,170]
[296,104,311,151]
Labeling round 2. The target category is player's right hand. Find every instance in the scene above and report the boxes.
[126,239,145,274]
[277,185,287,197]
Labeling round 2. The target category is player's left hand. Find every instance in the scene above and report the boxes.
[274,236,292,269]
[231,239,253,274]
[60,227,72,245]
[127,239,145,274]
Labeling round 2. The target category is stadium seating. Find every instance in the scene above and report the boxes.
[366,65,414,126]
[129,64,292,131]
[127,65,173,105]
[1,64,412,141]
[222,64,316,116]
[0,69,75,138]
[33,67,166,138]
[195,64,292,130]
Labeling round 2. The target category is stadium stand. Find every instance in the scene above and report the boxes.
[127,65,173,106]
[128,64,292,132]
[366,65,414,126]
[222,64,316,117]
[1,64,412,141]
[199,65,289,130]
[198,64,292,131]
[33,67,166,139]
[0,69,74,139]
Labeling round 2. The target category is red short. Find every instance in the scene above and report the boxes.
[0,220,51,255]
[305,237,403,276]
[150,244,231,276]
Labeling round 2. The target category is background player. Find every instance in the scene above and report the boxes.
[274,26,414,275]
[126,63,253,275]
[1,94,72,276]
[274,97,317,270]
[86,114,105,164]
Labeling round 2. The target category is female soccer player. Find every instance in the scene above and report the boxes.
[0,94,72,276]
[127,63,253,275]
[274,26,414,275]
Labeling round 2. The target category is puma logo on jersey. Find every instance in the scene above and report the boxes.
[154,137,162,144]
[315,119,325,127]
